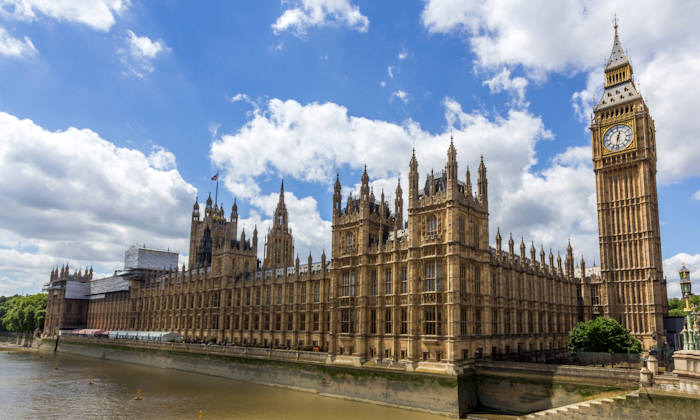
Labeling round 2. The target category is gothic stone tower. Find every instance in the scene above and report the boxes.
[590,21,667,348]
[263,180,295,269]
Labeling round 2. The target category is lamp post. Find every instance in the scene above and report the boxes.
[680,264,697,351]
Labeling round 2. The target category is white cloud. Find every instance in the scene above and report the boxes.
[663,253,700,298]
[211,96,598,263]
[272,0,369,37]
[0,111,196,295]
[421,0,700,184]
[398,46,410,60]
[379,80,386,88]
[391,89,410,104]
[0,0,130,32]
[120,30,169,78]
[387,65,394,78]
[694,190,700,201]
[0,25,36,58]
[482,68,528,107]
[147,146,177,171]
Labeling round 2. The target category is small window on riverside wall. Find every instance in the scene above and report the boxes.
[288,284,294,304]
[275,314,281,330]
[370,270,377,296]
[313,313,319,331]
[462,349,468,360]
[370,310,377,334]
[276,286,282,304]
[385,310,392,334]
[459,216,465,243]
[427,215,437,235]
[264,314,270,330]
[244,315,249,330]
[425,306,436,335]
[460,308,467,336]
[301,283,306,304]
[287,314,293,331]
[401,350,406,359]
[314,282,320,302]
[300,314,306,331]
[423,351,428,361]
[385,349,390,359]
[475,309,481,335]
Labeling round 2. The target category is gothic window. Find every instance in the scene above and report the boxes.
[400,308,408,334]
[255,288,261,306]
[300,283,306,304]
[591,286,600,306]
[275,314,281,330]
[400,267,408,294]
[370,270,377,296]
[265,286,271,305]
[341,309,354,333]
[276,286,282,304]
[492,310,498,335]
[459,217,465,243]
[370,309,377,334]
[313,313,320,331]
[475,309,482,335]
[254,315,259,330]
[278,214,283,225]
[384,310,392,334]
[264,314,270,330]
[474,266,481,295]
[245,290,250,306]
[313,282,320,302]
[385,268,392,294]
[427,215,437,235]
[287,314,293,331]
[425,262,435,291]
[346,232,354,247]
[300,314,306,331]
[287,284,294,304]
[342,271,356,296]
[424,306,441,335]
[460,308,467,336]
[459,264,466,292]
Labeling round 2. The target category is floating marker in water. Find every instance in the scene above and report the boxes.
[134,389,143,400]
[198,410,203,419]
[54,362,58,369]
[89,376,93,385]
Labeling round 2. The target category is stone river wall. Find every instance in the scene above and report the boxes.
[37,337,641,417]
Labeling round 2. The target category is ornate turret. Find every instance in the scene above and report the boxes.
[446,136,457,184]
[333,173,342,216]
[409,149,419,207]
[394,178,403,229]
[465,166,472,197]
[496,228,502,254]
[263,179,295,269]
[478,155,488,206]
[360,165,370,202]
[508,233,515,259]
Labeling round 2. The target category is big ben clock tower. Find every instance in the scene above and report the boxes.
[591,20,668,349]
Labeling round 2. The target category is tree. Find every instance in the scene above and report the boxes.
[568,317,641,354]
[0,294,47,333]
[668,296,700,317]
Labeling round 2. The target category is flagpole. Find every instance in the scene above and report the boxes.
[214,171,219,205]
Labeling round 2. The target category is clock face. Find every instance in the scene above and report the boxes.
[603,124,633,152]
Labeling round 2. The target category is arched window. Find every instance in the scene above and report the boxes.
[427,215,437,235]
[346,232,354,247]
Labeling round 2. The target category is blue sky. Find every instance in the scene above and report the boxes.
[0,0,698,297]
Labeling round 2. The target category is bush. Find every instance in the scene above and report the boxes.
[568,317,641,354]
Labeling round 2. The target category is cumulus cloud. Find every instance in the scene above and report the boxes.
[664,253,700,298]
[272,0,369,37]
[482,68,528,107]
[0,25,36,57]
[0,111,196,295]
[387,65,394,78]
[421,0,700,184]
[120,30,169,78]
[211,96,598,262]
[0,0,129,32]
[694,190,700,201]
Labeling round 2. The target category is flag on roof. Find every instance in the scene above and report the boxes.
[211,173,218,181]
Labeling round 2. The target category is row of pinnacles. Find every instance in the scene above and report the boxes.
[49,264,93,283]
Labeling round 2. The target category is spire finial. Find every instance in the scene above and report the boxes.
[613,13,618,36]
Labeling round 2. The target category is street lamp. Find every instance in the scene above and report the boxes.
[680,263,692,311]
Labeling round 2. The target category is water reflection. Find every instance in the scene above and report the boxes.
[0,349,450,419]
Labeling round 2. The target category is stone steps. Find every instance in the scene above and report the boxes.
[523,390,700,419]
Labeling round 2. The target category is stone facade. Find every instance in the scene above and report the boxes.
[43,25,668,372]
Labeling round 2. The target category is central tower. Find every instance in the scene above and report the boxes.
[590,20,667,348]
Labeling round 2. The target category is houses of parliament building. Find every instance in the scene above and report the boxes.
[43,24,668,372]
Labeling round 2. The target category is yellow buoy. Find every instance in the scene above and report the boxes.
[198,410,203,420]
[134,389,143,400]
[54,362,58,370]
[88,376,93,385]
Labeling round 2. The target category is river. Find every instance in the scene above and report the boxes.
[0,348,451,419]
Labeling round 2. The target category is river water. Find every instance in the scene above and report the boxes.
[0,348,450,419]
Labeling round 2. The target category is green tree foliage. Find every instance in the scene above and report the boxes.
[668,296,700,317]
[568,317,642,354]
[0,294,47,333]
